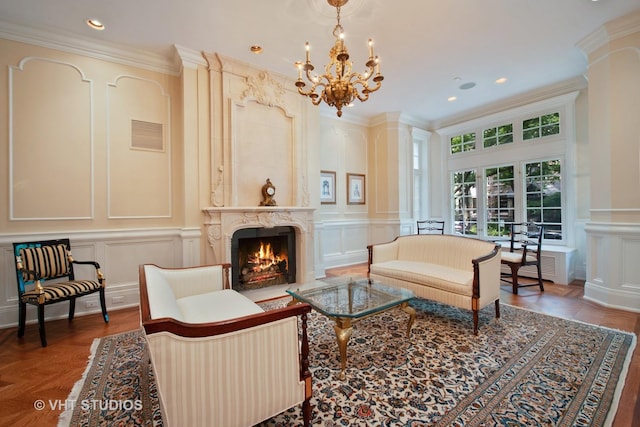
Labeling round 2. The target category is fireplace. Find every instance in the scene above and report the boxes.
[231,226,296,291]
[203,207,315,294]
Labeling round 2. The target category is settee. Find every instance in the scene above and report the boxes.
[138,263,312,427]
[367,234,501,334]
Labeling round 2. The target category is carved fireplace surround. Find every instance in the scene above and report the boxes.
[201,53,318,297]
[203,207,315,292]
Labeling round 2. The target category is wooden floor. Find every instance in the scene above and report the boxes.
[1,264,638,427]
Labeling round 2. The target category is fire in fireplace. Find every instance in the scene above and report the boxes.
[231,226,296,291]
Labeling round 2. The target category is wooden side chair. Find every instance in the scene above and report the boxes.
[500,222,544,294]
[417,219,445,235]
[13,238,109,346]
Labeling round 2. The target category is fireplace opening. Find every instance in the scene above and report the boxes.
[231,226,296,291]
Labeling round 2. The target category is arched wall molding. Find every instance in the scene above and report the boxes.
[9,56,95,220]
[106,74,172,219]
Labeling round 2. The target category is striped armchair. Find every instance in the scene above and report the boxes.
[139,264,313,427]
[13,238,109,347]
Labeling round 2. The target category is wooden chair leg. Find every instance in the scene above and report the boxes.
[509,265,520,295]
[495,299,500,319]
[18,301,26,337]
[537,263,544,292]
[37,304,47,347]
[99,288,109,323]
[68,297,76,321]
[302,398,312,427]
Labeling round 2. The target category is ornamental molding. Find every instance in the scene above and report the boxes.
[241,71,285,108]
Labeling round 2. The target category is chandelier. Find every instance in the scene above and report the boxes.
[295,0,383,117]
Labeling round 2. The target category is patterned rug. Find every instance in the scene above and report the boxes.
[59,298,636,427]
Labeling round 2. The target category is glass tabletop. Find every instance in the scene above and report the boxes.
[287,276,415,319]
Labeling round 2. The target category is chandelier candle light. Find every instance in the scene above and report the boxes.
[295,0,383,117]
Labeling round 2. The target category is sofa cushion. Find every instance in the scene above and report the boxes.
[176,289,264,324]
[370,260,474,296]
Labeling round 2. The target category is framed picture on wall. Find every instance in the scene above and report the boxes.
[347,173,365,205]
[320,170,336,204]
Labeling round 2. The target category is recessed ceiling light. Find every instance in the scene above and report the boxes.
[495,77,508,84]
[86,19,105,31]
[250,45,263,54]
[459,82,476,90]
[448,96,457,102]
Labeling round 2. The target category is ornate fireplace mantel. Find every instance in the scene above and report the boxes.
[203,206,315,285]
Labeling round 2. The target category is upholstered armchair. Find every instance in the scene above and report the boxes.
[13,238,108,347]
[139,264,312,427]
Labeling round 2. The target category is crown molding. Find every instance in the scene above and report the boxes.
[0,20,180,76]
[577,9,640,55]
[432,76,587,132]
[436,90,581,136]
[173,45,206,71]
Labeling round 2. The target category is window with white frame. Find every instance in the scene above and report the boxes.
[413,140,422,220]
[444,94,573,245]
[452,169,478,236]
[483,123,513,148]
[525,159,562,239]
[486,165,515,237]
[523,112,560,140]
[450,132,476,154]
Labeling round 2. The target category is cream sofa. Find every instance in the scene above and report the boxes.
[139,263,312,427]
[367,234,501,334]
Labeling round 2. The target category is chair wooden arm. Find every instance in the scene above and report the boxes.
[71,260,105,282]
[141,303,311,337]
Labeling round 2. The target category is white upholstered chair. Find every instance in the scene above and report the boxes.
[139,263,312,427]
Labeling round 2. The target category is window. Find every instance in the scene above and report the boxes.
[413,140,422,220]
[452,170,477,236]
[444,96,573,244]
[485,165,515,237]
[523,112,560,140]
[483,124,513,148]
[450,132,476,154]
[525,159,562,239]
[451,160,563,241]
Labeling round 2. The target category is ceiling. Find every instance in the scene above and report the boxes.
[0,0,638,125]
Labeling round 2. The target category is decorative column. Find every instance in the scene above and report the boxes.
[579,11,640,311]
[174,45,209,267]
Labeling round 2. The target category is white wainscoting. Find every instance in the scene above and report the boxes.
[584,222,640,313]
[315,219,405,277]
[0,228,200,329]
[317,220,371,274]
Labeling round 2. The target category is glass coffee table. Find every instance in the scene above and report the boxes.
[287,277,416,380]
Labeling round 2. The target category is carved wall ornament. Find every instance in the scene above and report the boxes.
[241,71,285,107]
[212,165,224,207]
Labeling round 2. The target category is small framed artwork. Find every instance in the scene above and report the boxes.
[347,173,365,205]
[320,170,336,204]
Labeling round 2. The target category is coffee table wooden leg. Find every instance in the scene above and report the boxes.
[333,318,352,380]
[401,302,416,337]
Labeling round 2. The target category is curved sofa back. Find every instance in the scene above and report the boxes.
[394,235,497,270]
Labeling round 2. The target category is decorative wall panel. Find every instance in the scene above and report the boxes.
[9,57,93,220]
[107,75,171,218]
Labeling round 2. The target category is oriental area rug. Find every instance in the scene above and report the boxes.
[59,298,636,427]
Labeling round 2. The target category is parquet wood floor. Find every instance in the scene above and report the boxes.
[0,264,638,426]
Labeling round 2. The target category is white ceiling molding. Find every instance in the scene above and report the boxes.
[173,44,207,71]
[0,20,180,76]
